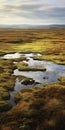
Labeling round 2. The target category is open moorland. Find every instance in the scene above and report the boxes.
[0,28,65,130]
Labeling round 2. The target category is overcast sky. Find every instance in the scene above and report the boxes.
[0,0,65,25]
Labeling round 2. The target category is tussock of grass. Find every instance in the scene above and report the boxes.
[0,59,16,90]
[0,87,12,113]
[16,61,46,71]
[0,87,10,100]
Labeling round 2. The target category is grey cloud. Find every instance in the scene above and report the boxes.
[34,7,65,18]
[2,3,44,11]
[0,2,65,24]
[14,6,65,20]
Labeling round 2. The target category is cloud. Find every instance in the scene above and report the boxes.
[0,0,65,24]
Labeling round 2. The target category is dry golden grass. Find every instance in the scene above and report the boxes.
[0,29,65,64]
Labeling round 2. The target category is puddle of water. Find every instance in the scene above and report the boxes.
[14,69,58,84]
[9,78,38,106]
[13,54,65,87]
[24,57,65,72]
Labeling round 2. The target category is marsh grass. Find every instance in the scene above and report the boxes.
[0,29,65,130]
[0,80,65,130]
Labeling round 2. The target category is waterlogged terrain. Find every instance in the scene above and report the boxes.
[4,52,65,85]
[0,29,65,130]
[2,52,65,106]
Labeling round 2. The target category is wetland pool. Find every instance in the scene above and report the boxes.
[3,52,65,105]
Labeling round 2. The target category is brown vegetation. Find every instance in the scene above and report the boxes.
[0,81,65,130]
[0,29,65,130]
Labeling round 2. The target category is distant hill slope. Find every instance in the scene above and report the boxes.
[0,24,65,29]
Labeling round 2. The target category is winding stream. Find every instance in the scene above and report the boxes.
[3,53,65,106]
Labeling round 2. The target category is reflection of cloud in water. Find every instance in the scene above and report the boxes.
[3,53,21,59]
[3,52,41,59]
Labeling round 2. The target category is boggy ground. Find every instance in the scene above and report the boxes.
[0,29,65,64]
[0,79,65,130]
[0,29,65,130]
[0,58,17,112]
